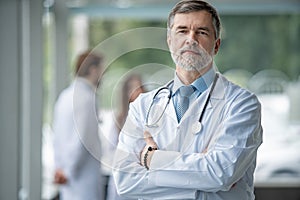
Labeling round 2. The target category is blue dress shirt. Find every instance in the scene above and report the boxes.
[172,67,216,120]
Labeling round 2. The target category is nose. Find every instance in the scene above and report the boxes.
[185,32,198,46]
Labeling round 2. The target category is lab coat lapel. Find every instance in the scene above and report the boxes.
[205,73,225,110]
[167,97,179,123]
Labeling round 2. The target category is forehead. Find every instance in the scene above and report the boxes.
[172,11,213,29]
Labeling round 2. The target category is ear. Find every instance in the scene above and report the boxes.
[167,34,171,49]
[214,38,221,55]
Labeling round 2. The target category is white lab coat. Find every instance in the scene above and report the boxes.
[53,78,103,200]
[112,73,263,200]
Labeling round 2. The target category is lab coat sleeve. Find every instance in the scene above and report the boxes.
[112,101,198,199]
[52,92,78,174]
[149,90,263,192]
[69,91,101,178]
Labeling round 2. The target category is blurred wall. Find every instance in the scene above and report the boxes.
[0,0,43,199]
[0,0,20,198]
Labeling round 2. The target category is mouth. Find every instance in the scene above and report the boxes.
[181,50,200,55]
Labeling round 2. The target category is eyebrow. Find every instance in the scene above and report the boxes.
[197,27,211,32]
[175,25,188,30]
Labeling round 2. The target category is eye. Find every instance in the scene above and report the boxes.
[176,29,188,34]
[197,30,208,36]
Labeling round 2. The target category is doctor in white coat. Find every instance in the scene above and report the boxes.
[53,50,104,200]
[112,1,263,199]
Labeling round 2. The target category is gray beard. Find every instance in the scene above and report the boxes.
[171,46,212,72]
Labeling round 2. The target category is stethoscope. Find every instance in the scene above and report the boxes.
[145,73,219,134]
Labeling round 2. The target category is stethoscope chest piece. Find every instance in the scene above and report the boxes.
[192,121,202,135]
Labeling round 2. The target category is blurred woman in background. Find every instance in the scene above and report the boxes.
[105,73,146,200]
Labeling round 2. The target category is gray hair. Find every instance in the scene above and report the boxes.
[167,0,221,39]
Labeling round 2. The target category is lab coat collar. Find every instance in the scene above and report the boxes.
[210,72,225,100]
[167,97,180,124]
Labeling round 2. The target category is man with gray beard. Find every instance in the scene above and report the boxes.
[112,1,263,199]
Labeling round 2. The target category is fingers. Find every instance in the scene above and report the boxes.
[144,131,157,147]
[54,169,68,184]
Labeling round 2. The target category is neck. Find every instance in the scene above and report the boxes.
[176,64,212,85]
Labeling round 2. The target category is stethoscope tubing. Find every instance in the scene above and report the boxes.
[145,81,173,127]
[145,73,219,127]
[198,73,219,123]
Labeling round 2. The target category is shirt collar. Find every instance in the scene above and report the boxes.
[172,66,216,95]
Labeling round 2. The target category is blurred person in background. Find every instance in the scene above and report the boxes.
[115,74,146,135]
[52,50,104,200]
[112,0,263,199]
[104,73,146,200]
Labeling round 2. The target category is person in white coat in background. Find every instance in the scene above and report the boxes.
[112,0,263,199]
[53,50,104,200]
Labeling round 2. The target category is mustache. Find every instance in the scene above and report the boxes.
[179,46,204,55]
